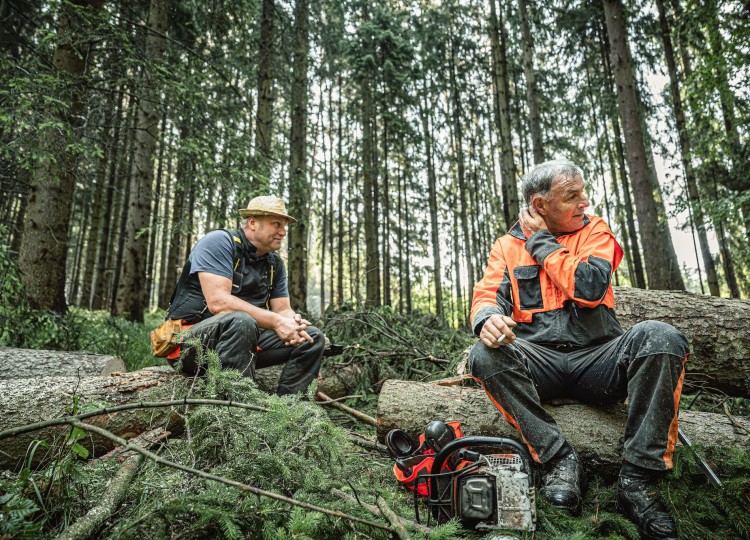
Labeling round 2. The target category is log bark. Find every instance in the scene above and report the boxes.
[613,287,750,396]
[0,367,187,470]
[377,379,750,477]
[0,348,126,379]
[0,360,366,470]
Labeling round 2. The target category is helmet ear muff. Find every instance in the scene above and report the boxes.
[423,420,456,452]
[386,429,417,458]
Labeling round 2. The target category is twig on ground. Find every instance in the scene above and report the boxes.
[331,488,430,535]
[376,494,413,540]
[64,420,394,534]
[347,433,389,454]
[316,392,376,426]
[723,401,750,436]
[0,399,269,440]
[55,454,143,540]
[412,355,449,366]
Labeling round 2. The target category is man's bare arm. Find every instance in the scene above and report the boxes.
[198,272,308,344]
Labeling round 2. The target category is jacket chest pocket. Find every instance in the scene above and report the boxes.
[514,265,543,310]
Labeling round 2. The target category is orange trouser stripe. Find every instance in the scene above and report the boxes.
[662,352,689,469]
[473,376,542,464]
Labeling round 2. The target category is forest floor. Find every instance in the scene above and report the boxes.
[1,306,749,539]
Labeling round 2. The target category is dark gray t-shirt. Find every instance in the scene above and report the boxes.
[167,229,288,322]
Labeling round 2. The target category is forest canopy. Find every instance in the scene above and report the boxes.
[1,0,749,324]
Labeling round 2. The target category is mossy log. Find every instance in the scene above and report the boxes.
[0,348,126,379]
[376,379,750,477]
[0,359,365,470]
[613,287,750,396]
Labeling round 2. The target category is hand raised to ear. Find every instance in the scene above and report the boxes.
[518,205,548,237]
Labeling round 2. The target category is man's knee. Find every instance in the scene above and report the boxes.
[468,341,506,381]
[629,320,689,359]
[224,312,259,335]
[304,326,326,353]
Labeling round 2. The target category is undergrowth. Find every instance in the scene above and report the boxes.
[1,236,748,538]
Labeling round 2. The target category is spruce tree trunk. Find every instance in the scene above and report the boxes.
[362,76,381,306]
[420,82,443,318]
[656,0,719,296]
[115,0,169,322]
[287,0,310,312]
[602,0,684,290]
[0,361,367,470]
[488,0,519,229]
[17,0,104,314]
[254,0,275,186]
[448,40,475,297]
[376,380,750,475]
[518,0,544,164]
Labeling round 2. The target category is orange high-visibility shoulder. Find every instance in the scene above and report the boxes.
[471,215,623,325]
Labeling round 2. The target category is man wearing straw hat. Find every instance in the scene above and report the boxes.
[164,195,324,396]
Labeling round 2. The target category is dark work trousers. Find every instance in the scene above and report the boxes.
[174,312,325,396]
[468,320,689,471]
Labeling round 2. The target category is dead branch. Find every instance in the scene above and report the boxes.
[376,494,411,540]
[316,392,376,426]
[66,420,394,533]
[55,454,143,540]
[0,399,268,441]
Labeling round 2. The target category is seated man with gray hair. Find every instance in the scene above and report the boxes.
[469,159,688,539]
[164,196,324,396]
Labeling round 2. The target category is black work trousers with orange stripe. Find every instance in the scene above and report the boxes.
[468,320,689,471]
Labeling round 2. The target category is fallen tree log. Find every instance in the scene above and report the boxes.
[613,287,750,396]
[0,367,188,470]
[0,359,367,470]
[0,348,126,379]
[377,379,750,477]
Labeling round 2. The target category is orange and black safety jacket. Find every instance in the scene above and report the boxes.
[471,215,625,349]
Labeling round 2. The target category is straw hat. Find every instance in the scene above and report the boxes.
[239,196,297,223]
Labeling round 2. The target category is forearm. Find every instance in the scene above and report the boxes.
[208,295,282,330]
[526,229,614,307]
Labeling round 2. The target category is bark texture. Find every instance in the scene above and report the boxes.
[602,0,684,290]
[613,287,750,396]
[377,379,750,476]
[0,367,187,470]
[0,360,365,469]
[0,348,125,379]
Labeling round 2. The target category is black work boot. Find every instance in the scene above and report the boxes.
[618,475,678,539]
[539,449,584,514]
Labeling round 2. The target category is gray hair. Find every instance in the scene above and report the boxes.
[520,159,584,204]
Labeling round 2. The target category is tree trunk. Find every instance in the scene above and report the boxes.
[362,74,381,307]
[17,0,104,314]
[0,348,125,379]
[376,379,750,476]
[448,40,475,297]
[254,0,275,186]
[518,0,544,164]
[287,0,310,312]
[602,0,684,291]
[420,81,443,318]
[488,0,519,229]
[0,360,367,470]
[655,0,719,296]
[114,0,169,322]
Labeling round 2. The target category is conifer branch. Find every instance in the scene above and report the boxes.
[316,392,376,426]
[0,399,269,440]
[65,420,395,534]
